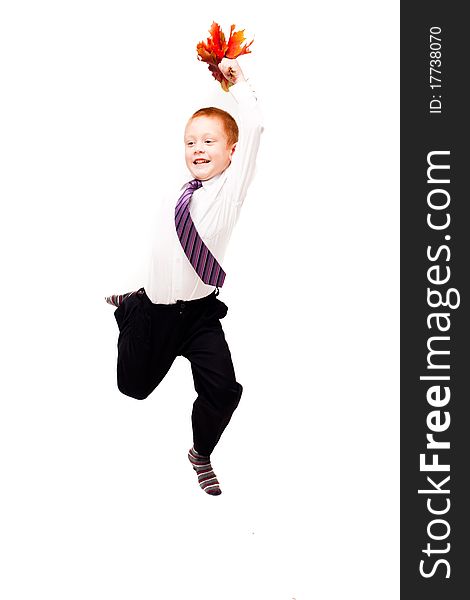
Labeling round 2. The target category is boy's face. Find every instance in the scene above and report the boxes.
[184,116,236,181]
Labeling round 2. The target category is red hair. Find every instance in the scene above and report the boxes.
[189,107,239,146]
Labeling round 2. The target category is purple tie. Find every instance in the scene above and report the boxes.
[175,179,226,287]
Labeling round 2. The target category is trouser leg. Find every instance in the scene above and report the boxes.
[115,289,178,400]
[114,289,242,454]
[114,289,153,399]
[181,305,243,456]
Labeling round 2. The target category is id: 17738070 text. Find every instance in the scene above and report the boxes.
[429,26,443,114]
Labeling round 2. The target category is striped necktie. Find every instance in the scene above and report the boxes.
[175,179,226,287]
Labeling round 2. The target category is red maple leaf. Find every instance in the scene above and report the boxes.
[196,22,254,91]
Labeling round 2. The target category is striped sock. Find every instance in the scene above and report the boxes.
[188,446,222,496]
[104,291,138,307]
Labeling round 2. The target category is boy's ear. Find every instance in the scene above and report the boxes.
[230,143,237,157]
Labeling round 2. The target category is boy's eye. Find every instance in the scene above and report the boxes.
[205,140,213,144]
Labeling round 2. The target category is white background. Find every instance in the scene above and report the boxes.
[0,1,399,599]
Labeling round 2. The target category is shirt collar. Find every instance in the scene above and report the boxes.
[179,168,229,193]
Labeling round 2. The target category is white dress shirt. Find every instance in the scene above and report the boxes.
[145,80,263,304]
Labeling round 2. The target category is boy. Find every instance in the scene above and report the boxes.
[106,57,263,495]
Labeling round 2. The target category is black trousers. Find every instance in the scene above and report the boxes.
[114,288,242,456]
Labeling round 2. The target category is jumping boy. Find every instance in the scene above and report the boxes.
[106,57,263,495]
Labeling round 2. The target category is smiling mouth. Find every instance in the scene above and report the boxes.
[193,159,210,164]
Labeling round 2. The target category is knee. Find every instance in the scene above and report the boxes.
[234,382,243,404]
[117,379,150,401]
[235,383,243,409]
[218,381,243,410]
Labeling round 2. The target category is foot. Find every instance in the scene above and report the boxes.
[188,446,222,496]
[104,291,138,307]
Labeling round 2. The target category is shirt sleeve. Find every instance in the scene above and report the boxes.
[225,79,264,206]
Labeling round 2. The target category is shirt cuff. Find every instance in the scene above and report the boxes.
[229,79,258,106]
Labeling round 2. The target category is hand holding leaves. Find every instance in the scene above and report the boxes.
[196,22,254,91]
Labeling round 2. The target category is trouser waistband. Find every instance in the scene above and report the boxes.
[137,287,219,310]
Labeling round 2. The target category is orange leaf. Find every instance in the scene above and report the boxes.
[199,21,227,61]
[226,25,254,59]
[196,22,254,91]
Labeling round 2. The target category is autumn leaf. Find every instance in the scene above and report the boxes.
[196,22,254,91]
[226,24,254,59]
[207,21,227,60]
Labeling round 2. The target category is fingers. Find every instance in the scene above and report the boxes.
[218,58,245,85]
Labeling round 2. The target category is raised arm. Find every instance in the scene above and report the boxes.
[218,58,263,206]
